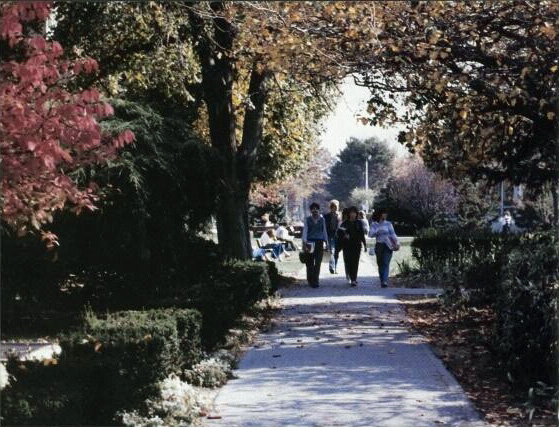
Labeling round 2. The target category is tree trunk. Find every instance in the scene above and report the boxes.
[552,182,559,228]
[555,76,559,229]
[189,6,270,260]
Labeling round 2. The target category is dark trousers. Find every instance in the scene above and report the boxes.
[343,245,361,282]
[306,240,324,286]
[375,242,393,284]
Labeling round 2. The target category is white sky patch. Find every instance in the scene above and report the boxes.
[319,76,408,158]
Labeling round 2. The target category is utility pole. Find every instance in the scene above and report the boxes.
[364,154,372,212]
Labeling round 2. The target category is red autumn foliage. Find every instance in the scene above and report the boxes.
[0,1,134,246]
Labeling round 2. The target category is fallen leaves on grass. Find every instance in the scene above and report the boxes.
[401,298,555,427]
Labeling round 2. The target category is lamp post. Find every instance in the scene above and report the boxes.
[364,154,372,212]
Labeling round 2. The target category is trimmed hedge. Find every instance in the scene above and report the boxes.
[1,308,202,425]
[412,228,519,273]
[190,260,272,348]
[411,228,519,299]
[1,360,86,426]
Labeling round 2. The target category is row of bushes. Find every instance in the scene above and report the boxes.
[2,258,276,425]
[410,228,558,390]
[3,308,202,425]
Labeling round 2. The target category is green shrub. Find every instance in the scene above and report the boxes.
[266,260,280,293]
[2,308,203,425]
[190,260,271,349]
[494,231,559,389]
[411,227,519,300]
[1,359,86,426]
[44,308,199,425]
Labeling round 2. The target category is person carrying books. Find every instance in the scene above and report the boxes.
[302,202,329,288]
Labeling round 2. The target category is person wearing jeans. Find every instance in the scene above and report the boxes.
[374,242,393,287]
[302,202,329,288]
[368,208,400,288]
[323,200,341,274]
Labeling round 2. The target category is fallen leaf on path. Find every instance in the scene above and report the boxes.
[272,354,282,358]
[344,345,351,349]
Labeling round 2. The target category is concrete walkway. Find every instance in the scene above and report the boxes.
[207,256,487,427]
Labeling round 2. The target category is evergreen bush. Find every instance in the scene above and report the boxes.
[189,260,271,348]
[494,232,559,388]
[1,308,202,425]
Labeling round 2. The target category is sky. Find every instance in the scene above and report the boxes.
[319,76,407,158]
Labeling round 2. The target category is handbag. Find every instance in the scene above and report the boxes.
[299,251,311,264]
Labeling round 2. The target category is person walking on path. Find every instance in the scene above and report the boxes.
[338,206,367,287]
[369,208,400,288]
[302,202,329,288]
[358,210,370,235]
[323,199,341,274]
[335,207,349,281]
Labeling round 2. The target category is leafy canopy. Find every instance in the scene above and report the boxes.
[0,1,133,245]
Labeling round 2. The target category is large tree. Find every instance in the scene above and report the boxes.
[327,137,394,204]
[54,2,377,258]
[180,2,383,258]
[354,1,559,223]
[0,1,133,246]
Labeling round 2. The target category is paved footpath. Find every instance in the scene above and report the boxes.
[207,256,487,427]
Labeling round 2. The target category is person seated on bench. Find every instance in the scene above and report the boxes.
[252,247,274,262]
[260,229,290,260]
[260,213,273,227]
[275,221,299,251]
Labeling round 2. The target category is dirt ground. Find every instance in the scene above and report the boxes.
[400,296,557,427]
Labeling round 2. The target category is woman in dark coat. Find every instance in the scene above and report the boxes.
[338,206,367,286]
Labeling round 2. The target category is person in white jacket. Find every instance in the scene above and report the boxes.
[368,208,399,288]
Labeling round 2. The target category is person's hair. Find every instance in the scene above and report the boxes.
[279,221,288,226]
[341,207,349,220]
[329,199,339,208]
[372,208,387,222]
[310,202,320,210]
[347,206,358,215]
